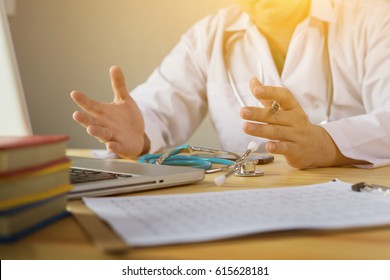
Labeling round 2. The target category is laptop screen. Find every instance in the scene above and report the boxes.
[0,1,32,136]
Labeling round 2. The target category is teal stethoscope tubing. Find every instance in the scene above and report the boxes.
[138,153,234,170]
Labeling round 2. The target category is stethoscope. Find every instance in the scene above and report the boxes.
[226,22,334,124]
[139,145,239,173]
[138,142,264,186]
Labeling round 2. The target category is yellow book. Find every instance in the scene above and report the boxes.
[0,183,73,211]
[0,159,72,206]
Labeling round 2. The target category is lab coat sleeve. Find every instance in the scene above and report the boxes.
[322,6,390,168]
[130,17,214,153]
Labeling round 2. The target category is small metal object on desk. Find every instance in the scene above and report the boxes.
[235,160,264,177]
[351,182,390,196]
[271,101,280,113]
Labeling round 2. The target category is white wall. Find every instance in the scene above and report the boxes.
[8,0,235,149]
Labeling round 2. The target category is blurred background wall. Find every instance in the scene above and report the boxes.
[8,0,235,149]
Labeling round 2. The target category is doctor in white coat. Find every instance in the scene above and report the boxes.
[71,0,390,169]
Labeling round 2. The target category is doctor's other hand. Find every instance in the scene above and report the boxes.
[240,78,362,169]
[70,66,150,159]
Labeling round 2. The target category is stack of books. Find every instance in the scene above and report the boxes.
[0,134,72,242]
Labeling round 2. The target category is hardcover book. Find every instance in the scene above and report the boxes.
[0,134,69,173]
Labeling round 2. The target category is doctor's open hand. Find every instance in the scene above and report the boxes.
[70,66,150,159]
[240,78,364,169]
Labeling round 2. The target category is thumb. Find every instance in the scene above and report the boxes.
[249,77,272,108]
[249,77,263,91]
[110,65,130,102]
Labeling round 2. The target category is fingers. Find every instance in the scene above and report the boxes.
[110,66,130,102]
[249,77,273,107]
[249,77,263,92]
[254,86,297,110]
[265,141,311,169]
[86,125,113,143]
[240,106,291,126]
[105,141,131,159]
[72,110,107,129]
[243,122,295,141]
[70,91,103,115]
[105,141,120,154]
[265,141,293,157]
[71,65,129,111]
[250,78,299,111]
[72,111,112,143]
[106,139,143,160]
[72,111,95,128]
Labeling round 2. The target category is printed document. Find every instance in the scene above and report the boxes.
[83,180,390,247]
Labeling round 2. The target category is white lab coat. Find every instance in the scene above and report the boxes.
[131,0,390,168]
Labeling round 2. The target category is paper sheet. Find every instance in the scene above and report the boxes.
[83,180,390,247]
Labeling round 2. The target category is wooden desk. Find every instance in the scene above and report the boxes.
[1,149,390,260]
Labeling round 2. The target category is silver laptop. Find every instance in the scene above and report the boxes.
[69,156,204,199]
[0,2,204,199]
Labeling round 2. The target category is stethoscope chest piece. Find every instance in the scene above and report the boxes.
[234,160,264,177]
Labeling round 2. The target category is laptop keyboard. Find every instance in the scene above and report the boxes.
[70,168,133,184]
